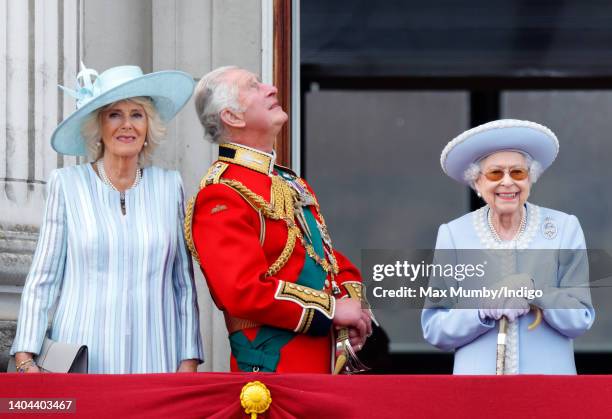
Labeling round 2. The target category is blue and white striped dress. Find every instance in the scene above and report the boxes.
[11,164,204,373]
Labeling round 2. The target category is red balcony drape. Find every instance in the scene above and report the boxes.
[2,373,611,418]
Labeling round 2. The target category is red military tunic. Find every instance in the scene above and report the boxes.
[185,143,364,373]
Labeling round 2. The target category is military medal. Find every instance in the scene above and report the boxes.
[294,200,313,243]
[274,171,340,282]
[281,174,319,245]
[317,220,333,248]
[331,278,342,296]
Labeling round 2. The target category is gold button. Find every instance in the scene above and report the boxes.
[357,293,362,298]
[297,286,303,291]
[305,290,311,295]
[352,283,359,288]
[289,284,296,289]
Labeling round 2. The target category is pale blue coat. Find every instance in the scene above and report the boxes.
[11,164,204,373]
[421,203,595,374]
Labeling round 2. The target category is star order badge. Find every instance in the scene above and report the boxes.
[542,217,557,240]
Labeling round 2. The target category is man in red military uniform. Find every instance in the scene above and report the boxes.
[186,66,371,373]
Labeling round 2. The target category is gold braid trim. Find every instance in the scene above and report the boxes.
[184,168,339,277]
[265,176,298,276]
[184,162,229,263]
[220,179,280,219]
[295,308,315,334]
[268,227,299,277]
[219,176,339,277]
[275,281,335,319]
[220,177,299,277]
[343,281,364,301]
[294,178,339,274]
[184,195,200,263]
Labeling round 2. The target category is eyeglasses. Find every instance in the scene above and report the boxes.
[482,167,529,182]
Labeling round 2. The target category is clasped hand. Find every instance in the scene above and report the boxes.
[479,297,530,322]
[333,298,372,351]
[479,273,534,322]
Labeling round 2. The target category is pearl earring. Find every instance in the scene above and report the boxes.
[96,141,101,148]
[477,191,482,198]
[144,141,148,147]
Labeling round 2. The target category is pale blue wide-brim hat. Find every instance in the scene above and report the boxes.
[440,119,560,184]
[51,64,195,156]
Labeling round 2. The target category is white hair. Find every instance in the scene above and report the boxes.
[81,97,166,167]
[463,151,543,190]
[193,65,245,144]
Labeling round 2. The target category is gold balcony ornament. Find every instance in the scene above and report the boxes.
[240,381,272,418]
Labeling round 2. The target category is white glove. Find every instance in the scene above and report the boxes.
[479,297,530,323]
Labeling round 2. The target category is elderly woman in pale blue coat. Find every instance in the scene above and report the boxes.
[421,119,594,374]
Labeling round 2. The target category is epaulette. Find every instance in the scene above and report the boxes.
[184,162,230,263]
[200,161,230,188]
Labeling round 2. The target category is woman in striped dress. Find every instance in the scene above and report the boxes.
[10,64,204,373]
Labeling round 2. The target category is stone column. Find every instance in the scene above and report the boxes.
[0,0,81,369]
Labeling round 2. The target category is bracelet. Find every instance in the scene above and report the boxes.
[16,358,35,373]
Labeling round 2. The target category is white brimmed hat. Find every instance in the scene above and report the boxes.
[51,63,195,156]
[440,119,560,184]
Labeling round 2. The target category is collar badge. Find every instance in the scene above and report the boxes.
[542,217,557,240]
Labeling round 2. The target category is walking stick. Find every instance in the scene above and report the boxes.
[496,316,508,375]
[496,305,542,375]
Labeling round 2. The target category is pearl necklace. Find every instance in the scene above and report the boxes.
[487,206,526,243]
[96,159,142,215]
